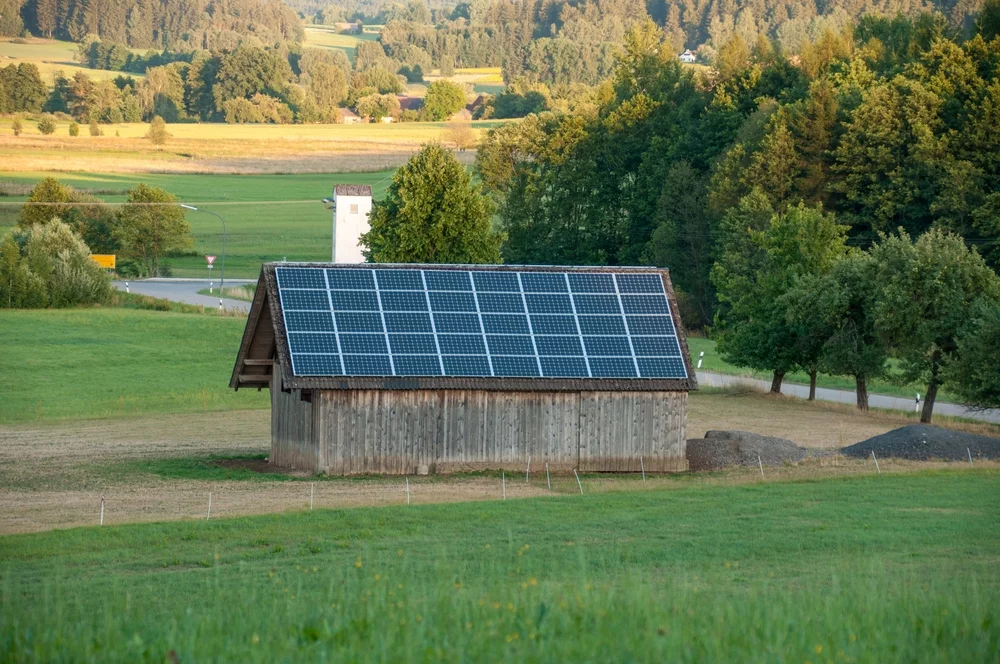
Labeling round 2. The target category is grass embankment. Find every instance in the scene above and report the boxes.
[0,170,395,277]
[1,472,997,661]
[0,304,267,424]
[0,37,130,82]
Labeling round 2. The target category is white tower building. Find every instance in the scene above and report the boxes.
[331,184,373,263]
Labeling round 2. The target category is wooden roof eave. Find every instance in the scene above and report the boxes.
[230,269,277,390]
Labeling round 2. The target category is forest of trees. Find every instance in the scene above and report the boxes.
[473,7,1000,419]
[9,0,302,48]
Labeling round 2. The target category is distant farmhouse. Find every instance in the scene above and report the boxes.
[680,50,697,63]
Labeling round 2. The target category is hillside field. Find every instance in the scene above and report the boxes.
[1,471,997,660]
[0,36,131,82]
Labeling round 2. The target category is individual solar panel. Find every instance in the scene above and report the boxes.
[274,267,687,380]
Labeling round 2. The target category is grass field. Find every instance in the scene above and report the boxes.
[0,37,132,82]
[303,25,378,62]
[0,119,490,174]
[1,471,997,660]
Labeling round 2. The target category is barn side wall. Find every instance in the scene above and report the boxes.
[269,373,319,470]
[306,389,687,475]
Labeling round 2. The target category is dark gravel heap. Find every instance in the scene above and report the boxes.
[687,430,812,471]
[842,424,1000,461]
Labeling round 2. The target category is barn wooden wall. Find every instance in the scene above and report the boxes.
[269,373,320,471]
[286,389,687,475]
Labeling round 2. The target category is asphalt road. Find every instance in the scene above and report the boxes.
[697,371,1000,424]
[111,279,1000,425]
[113,278,255,312]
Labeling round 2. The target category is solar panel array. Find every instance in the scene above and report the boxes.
[274,267,688,380]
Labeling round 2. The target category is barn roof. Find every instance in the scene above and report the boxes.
[231,263,698,392]
[334,184,372,196]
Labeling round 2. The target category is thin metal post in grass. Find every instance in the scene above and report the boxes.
[758,455,765,478]
[99,495,104,526]
[502,472,506,500]
[405,477,410,505]
[310,483,314,510]
[545,463,551,491]
[526,456,531,482]
[871,450,881,474]
[640,457,646,482]
[207,492,212,520]
[968,448,973,465]
[573,469,583,495]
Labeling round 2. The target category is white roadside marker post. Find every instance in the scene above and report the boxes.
[915,393,920,413]
[697,351,704,369]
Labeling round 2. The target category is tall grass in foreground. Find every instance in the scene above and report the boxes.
[1,473,997,661]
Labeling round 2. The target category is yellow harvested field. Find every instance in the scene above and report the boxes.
[0,119,488,173]
[0,37,136,82]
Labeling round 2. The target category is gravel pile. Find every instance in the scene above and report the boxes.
[842,425,1000,461]
[687,430,813,471]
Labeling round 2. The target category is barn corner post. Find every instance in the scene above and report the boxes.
[231,264,696,476]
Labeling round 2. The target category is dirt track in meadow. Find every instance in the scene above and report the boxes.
[1,393,993,535]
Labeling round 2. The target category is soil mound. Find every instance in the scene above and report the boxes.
[687,430,811,471]
[841,425,1000,461]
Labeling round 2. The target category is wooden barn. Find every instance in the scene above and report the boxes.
[231,264,697,475]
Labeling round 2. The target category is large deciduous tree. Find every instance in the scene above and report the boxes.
[114,184,191,277]
[422,80,466,121]
[870,229,1000,422]
[361,144,502,264]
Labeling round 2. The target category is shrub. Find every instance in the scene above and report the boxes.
[145,116,170,145]
[12,116,22,136]
[89,120,103,136]
[37,116,56,135]
[69,121,80,136]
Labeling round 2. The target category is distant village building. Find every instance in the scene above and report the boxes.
[397,96,424,113]
[680,50,697,63]
[340,108,362,124]
[329,184,372,263]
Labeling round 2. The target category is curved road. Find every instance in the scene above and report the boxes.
[115,279,1000,424]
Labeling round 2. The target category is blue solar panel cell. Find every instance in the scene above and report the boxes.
[425,271,472,291]
[389,334,437,354]
[486,335,534,355]
[632,336,682,357]
[589,357,637,377]
[568,274,615,293]
[481,314,529,334]
[433,313,481,333]
[438,334,487,355]
[288,332,339,354]
[280,290,329,310]
[284,311,335,332]
[292,354,343,375]
[275,267,687,380]
[573,294,621,314]
[582,336,632,356]
[621,294,670,314]
[327,269,375,290]
[331,290,379,311]
[540,356,589,377]
[375,270,423,290]
[473,272,520,292]
[477,293,524,313]
[525,294,573,314]
[492,356,540,376]
[342,354,393,375]
[276,267,327,289]
[384,312,432,332]
[535,336,583,356]
[577,315,627,335]
[335,312,383,333]
[636,357,687,378]
[521,273,568,293]
[530,315,578,335]
[379,291,428,311]
[442,355,491,376]
[393,355,442,376]
[615,274,664,293]
[429,291,477,312]
[625,315,675,336]
[338,334,389,354]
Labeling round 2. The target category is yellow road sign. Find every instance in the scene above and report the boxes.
[91,254,116,269]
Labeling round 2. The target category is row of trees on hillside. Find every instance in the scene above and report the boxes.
[10,0,302,48]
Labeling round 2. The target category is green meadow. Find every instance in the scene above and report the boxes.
[1,472,997,661]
